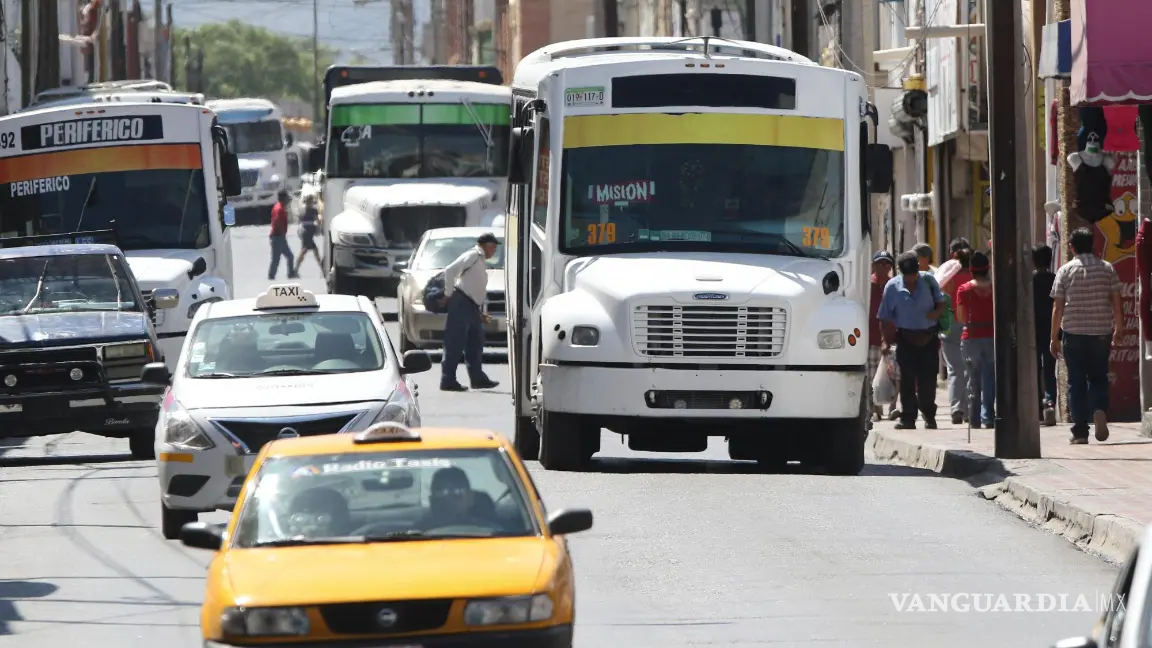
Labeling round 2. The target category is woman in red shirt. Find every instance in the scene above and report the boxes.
[955,252,995,428]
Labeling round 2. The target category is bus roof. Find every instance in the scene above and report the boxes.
[24,91,205,112]
[323,65,503,121]
[10,99,210,121]
[512,36,814,89]
[32,79,173,103]
[329,79,511,105]
[206,98,279,111]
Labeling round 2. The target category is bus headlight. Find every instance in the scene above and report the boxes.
[337,232,374,247]
[570,326,600,346]
[463,594,553,626]
[817,330,844,349]
[260,174,282,190]
[221,606,310,637]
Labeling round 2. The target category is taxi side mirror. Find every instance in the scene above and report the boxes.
[400,350,432,375]
[180,521,224,550]
[1052,638,1097,648]
[547,508,593,535]
[140,362,171,385]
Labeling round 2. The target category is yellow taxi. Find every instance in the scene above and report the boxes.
[178,422,592,647]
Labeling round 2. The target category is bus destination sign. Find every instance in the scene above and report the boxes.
[20,115,165,151]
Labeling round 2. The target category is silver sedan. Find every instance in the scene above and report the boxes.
[395,227,508,353]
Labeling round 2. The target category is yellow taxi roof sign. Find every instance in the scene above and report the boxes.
[354,423,422,444]
[254,284,318,310]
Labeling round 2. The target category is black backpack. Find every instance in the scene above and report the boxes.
[422,272,448,313]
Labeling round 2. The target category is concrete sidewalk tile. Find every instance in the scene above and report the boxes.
[867,389,1152,562]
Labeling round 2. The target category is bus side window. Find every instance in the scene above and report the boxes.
[859,122,871,237]
[532,117,549,231]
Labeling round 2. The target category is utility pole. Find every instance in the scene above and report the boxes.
[110,0,126,80]
[986,0,1041,458]
[710,6,722,36]
[154,0,162,81]
[313,0,319,123]
[745,0,755,40]
[603,0,618,37]
[20,0,31,107]
[166,4,175,87]
[790,0,808,57]
[37,0,60,92]
[679,0,688,36]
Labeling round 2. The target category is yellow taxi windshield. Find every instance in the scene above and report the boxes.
[231,448,537,548]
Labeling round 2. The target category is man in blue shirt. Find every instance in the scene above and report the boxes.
[877,251,947,429]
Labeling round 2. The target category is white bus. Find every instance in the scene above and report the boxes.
[318,65,511,298]
[504,37,894,474]
[0,101,243,367]
[206,98,295,225]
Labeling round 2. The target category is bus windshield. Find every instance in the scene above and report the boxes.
[222,120,283,154]
[327,103,509,179]
[0,168,211,251]
[558,114,845,257]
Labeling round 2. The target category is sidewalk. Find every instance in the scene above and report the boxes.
[868,388,1152,563]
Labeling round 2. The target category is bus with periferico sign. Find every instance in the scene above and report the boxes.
[503,36,894,475]
[0,100,244,368]
[313,65,512,298]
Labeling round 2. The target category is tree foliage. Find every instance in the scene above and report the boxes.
[173,20,337,102]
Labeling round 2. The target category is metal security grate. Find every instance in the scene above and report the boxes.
[632,304,787,358]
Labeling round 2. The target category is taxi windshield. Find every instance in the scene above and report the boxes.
[184,312,385,378]
[0,253,140,316]
[411,236,504,270]
[231,448,538,548]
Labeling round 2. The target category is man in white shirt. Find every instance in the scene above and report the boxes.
[440,233,500,391]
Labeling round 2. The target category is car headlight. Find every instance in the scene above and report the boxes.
[817,329,844,349]
[337,232,374,247]
[161,398,215,450]
[570,326,599,346]
[220,606,309,637]
[371,381,414,426]
[463,594,553,626]
[260,175,282,190]
[188,297,223,319]
[104,342,150,360]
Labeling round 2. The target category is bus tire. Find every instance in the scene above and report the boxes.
[539,409,585,471]
[514,415,540,460]
[823,380,868,476]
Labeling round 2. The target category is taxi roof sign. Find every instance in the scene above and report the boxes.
[254,285,317,310]
[354,423,422,444]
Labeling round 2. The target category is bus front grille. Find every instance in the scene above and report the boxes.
[632,304,787,358]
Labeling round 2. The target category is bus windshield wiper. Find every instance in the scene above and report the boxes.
[195,371,240,379]
[460,97,494,171]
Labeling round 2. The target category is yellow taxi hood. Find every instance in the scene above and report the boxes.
[223,537,553,606]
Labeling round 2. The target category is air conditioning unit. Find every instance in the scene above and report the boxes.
[901,191,933,212]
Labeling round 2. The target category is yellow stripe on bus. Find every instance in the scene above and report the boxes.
[562,113,845,151]
[0,143,203,184]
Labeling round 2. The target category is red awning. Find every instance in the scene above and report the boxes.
[1071,0,1152,106]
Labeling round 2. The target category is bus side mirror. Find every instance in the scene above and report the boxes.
[305,146,325,173]
[866,143,893,194]
[508,126,534,185]
[222,152,243,197]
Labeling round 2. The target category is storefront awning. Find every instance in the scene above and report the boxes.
[1071,0,1152,106]
[1038,20,1069,79]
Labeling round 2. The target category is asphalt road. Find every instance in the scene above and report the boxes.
[0,226,1121,647]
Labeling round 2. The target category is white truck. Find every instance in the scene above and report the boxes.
[206,98,296,225]
[311,66,511,299]
[504,37,894,475]
[0,100,244,368]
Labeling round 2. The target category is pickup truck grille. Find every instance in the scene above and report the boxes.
[632,304,787,358]
[0,347,103,393]
[485,291,505,314]
[239,169,260,188]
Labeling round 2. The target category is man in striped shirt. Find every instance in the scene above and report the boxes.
[1050,227,1124,444]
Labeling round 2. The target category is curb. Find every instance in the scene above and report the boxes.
[868,430,1141,564]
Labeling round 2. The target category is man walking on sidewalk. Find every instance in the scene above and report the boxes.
[913,242,936,273]
[439,232,500,392]
[869,251,897,420]
[1033,244,1058,426]
[1050,227,1123,444]
[936,238,973,424]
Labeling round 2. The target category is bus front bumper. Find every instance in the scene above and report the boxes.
[539,363,863,419]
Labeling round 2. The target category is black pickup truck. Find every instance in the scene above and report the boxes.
[0,231,176,458]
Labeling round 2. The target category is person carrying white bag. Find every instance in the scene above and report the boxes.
[868,251,900,420]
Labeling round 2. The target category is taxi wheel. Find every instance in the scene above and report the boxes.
[161,504,199,540]
[513,415,540,460]
[538,410,586,471]
[128,429,155,460]
[822,381,868,476]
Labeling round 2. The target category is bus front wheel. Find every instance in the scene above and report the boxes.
[538,409,590,471]
[822,380,868,476]
[514,415,540,460]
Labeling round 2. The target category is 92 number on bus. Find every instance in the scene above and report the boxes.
[0,132,14,149]
[587,223,616,245]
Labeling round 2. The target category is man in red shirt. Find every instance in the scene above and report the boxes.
[869,250,895,420]
[955,251,995,427]
[268,189,298,280]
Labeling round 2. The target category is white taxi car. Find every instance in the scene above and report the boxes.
[144,284,433,539]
